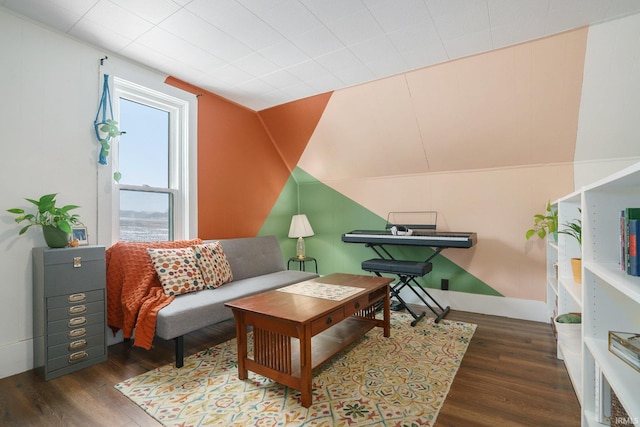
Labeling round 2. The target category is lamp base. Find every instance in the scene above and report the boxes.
[296,237,306,258]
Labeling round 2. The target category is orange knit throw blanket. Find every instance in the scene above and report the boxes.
[106,239,202,349]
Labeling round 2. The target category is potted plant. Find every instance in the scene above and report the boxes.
[559,211,582,283]
[526,200,558,241]
[96,118,124,167]
[7,193,83,248]
[554,312,581,347]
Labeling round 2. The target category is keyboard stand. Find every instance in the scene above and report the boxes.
[361,258,450,326]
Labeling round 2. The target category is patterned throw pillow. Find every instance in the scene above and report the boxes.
[147,247,205,296]
[192,241,233,288]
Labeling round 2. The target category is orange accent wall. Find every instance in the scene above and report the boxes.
[165,77,331,239]
[258,92,333,172]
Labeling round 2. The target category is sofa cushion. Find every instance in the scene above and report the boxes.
[218,235,286,281]
[155,269,318,340]
[192,241,233,288]
[147,247,205,296]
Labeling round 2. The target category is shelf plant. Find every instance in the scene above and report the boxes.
[558,214,582,246]
[559,210,582,283]
[526,200,558,241]
[7,193,83,248]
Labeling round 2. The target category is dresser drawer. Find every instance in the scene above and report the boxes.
[47,289,104,310]
[40,247,105,296]
[48,333,105,359]
[47,312,104,335]
[48,300,105,322]
[311,307,345,335]
[48,323,105,346]
[47,343,106,372]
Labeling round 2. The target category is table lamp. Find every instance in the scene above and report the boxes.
[288,214,314,259]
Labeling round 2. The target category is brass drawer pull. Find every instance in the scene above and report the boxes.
[68,305,87,315]
[68,351,88,363]
[68,328,86,339]
[68,317,86,328]
[69,339,87,351]
[68,293,86,303]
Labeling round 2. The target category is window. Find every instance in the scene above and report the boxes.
[99,77,191,243]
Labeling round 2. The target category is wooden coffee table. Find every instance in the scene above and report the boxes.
[225,273,392,407]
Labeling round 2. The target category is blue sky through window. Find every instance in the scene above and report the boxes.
[118,99,169,188]
[118,98,170,213]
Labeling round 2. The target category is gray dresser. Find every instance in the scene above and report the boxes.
[32,246,107,380]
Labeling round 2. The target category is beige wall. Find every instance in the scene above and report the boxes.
[299,29,587,302]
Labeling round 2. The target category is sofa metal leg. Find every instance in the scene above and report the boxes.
[175,336,184,368]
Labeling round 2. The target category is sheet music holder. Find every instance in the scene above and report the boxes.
[386,211,437,231]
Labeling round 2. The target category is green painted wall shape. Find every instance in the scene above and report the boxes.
[260,167,501,297]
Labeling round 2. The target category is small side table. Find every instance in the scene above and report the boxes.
[287,256,318,273]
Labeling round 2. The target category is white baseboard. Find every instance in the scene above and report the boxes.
[396,287,549,323]
[0,339,34,380]
[1,325,123,380]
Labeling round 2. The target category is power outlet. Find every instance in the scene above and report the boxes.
[441,278,449,290]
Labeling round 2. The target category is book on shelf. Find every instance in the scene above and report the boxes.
[629,219,639,276]
[619,208,640,274]
[609,331,640,373]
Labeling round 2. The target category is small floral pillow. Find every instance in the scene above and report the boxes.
[147,247,205,296]
[192,241,233,288]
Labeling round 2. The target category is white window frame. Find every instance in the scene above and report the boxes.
[97,74,195,245]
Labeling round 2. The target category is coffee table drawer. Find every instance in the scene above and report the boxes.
[311,307,345,335]
[344,295,370,317]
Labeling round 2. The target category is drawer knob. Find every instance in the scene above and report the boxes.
[355,301,360,309]
[68,293,86,303]
[326,316,333,325]
[68,305,87,315]
[69,351,88,363]
[68,317,87,328]
[69,328,87,339]
[69,339,87,351]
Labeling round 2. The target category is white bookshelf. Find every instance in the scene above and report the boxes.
[554,192,584,403]
[552,161,640,426]
[580,162,640,427]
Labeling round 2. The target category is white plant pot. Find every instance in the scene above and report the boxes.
[554,319,581,349]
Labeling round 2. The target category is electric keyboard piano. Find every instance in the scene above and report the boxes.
[341,229,477,249]
[342,228,477,325]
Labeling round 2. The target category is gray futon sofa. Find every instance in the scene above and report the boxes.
[155,235,319,367]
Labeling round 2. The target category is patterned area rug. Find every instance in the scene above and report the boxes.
[115,312,476,426]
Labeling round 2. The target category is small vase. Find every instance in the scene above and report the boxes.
[43,226,69,248]
[571,258,582,284]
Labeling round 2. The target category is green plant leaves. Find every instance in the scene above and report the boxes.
[558,208,582,246]
[99,119,123,138]
[556,313,581,323]
[526,200,558,240]
[6,193,83,237]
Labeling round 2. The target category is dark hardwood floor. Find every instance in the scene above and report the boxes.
[0,307,581,426]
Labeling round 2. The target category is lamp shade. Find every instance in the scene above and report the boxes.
[288,214,314,238]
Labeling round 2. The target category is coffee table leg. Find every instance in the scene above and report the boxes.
[383,284,391,337]
[233,311,248,380]
[300,327,313,407]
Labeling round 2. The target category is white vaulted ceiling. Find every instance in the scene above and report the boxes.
[2,0,640,111]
